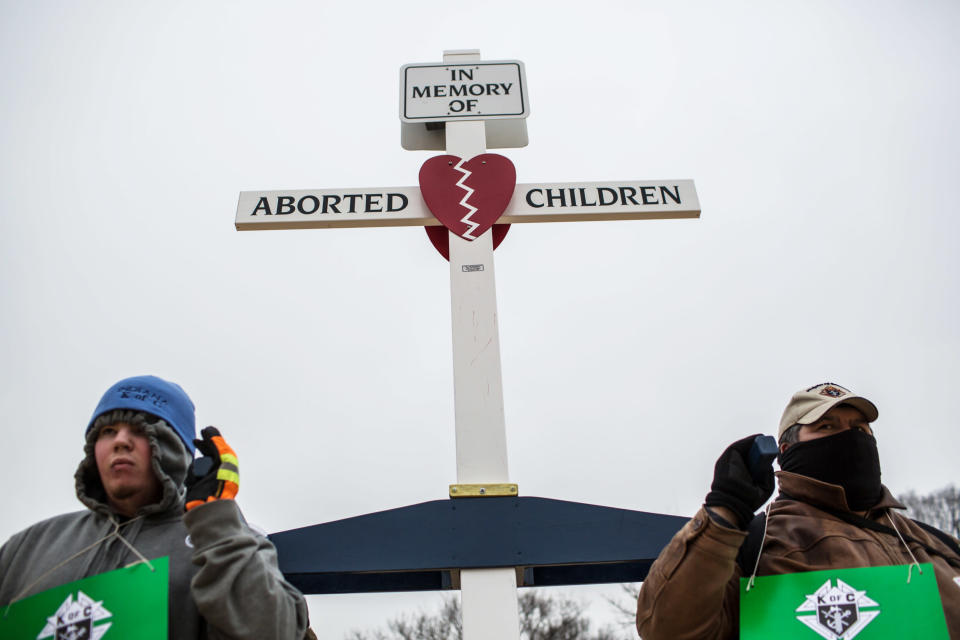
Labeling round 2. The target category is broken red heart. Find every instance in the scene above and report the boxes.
[418,154,516,241]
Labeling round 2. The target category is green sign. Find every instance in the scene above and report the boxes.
[740,563,949,639]
[0,557,168,640]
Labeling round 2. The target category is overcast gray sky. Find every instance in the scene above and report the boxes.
[2,1,958,637]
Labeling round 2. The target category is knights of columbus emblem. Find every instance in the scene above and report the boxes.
[37,590,112,640]
[818,385,846,398]
[795,578,880,640]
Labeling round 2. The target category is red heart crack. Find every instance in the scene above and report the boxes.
[418,154,516,241]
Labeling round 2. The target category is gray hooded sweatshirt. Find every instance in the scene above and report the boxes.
[0,416,309,639]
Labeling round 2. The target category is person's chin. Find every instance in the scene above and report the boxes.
[107,484,141,501]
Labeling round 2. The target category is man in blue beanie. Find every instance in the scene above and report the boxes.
[0,375,312,639]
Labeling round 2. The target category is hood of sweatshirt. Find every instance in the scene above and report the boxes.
[74,411,193,518]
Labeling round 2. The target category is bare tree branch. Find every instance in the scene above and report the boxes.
[899,484,960,539]
[347,590,633,640]
[602,583,640,631]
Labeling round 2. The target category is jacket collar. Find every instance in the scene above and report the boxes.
[775,470,905,513]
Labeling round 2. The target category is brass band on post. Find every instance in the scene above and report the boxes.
[449,483,519,498]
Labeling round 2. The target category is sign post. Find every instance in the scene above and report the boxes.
[440,50,519,640]
[236,49,700,639]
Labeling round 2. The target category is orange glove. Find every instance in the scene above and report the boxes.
[184,427,239,511]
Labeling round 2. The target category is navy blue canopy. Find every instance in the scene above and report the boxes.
[270,496,687,594]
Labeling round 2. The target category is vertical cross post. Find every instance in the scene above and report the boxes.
[442,49,520,640]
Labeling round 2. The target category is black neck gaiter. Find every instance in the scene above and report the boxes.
[779,428,883,511]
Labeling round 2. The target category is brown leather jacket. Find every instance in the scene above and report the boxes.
[636,471,960,639]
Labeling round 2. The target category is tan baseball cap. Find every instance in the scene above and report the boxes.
[778,382,879,438]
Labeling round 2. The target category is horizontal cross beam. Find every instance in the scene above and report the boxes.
[235,180,699,230]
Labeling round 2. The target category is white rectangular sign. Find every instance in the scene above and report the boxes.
[235,180,699,230]
[400,61,529,123]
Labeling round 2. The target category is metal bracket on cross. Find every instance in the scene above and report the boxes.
[449,483,518,497]
[237,50,699,640]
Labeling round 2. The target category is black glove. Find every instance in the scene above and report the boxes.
[704,434,775,529]
[184,427,239,512]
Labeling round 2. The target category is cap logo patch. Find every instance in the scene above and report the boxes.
[819,385,846,398]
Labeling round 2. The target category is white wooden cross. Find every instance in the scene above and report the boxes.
[235,50,699,640]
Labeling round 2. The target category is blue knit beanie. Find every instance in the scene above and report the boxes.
[87,375,196,454]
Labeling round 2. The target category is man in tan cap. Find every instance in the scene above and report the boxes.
[636,382,960,639]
